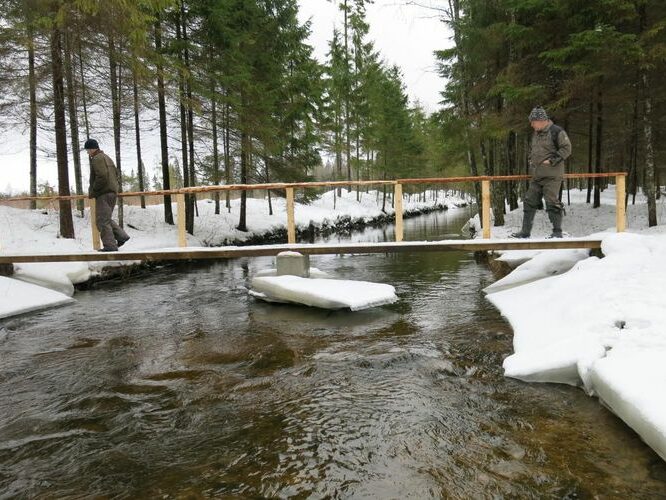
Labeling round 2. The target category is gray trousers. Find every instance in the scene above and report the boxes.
[96,192,129,250]
[521,174,565,235]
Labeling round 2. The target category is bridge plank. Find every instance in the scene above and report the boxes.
[0,239,602,264]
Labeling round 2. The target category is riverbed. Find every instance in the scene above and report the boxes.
[1,207,665,498]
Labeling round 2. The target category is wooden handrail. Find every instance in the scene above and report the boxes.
[1,172,628,249]
[1,172,627,203]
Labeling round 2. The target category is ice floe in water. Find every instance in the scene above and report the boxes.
[0,276,74,319]
[250,275,398,311]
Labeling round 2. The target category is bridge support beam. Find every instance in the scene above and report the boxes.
[286,187,296,244]
[394,183,403,242]
[481,180,491,239]
[176,194,187,247]
[90,199,101,250]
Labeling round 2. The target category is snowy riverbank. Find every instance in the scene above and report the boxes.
[483,186,666,461]
[0,188,467,318]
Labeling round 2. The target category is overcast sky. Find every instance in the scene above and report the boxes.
[1,0,451,194]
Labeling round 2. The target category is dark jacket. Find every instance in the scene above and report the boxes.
[529,122,572,179]
[88,150,119,198]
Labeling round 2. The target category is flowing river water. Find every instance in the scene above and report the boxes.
[1,207,665,499]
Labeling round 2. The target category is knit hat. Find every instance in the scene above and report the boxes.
[528,106,548,122]
[83,138,99,150]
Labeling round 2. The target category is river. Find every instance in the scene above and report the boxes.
[1,207,665,498]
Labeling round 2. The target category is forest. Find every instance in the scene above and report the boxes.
[0,0,664,238]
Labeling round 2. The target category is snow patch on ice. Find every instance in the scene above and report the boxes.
[0,276,74,318]
[250,275,398,311]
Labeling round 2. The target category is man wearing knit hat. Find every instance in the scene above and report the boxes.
[85,138,130,251]
[511,106,572,238]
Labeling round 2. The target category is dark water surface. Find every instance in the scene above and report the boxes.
[1,208,665,499]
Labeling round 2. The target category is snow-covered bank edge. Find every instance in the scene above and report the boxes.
[0,276,75,320]
[0,189,469,319]
[485,231,666,462]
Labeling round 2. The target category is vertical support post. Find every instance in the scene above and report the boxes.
[176,193,187,247]
[394,183,404,242]
[286,187,296,244]
[616,174,626,233]
[481,180,491,239]
[90,198,101,250]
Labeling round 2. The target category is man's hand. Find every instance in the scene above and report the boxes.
[542,159,551,166]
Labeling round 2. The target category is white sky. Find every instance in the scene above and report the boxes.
[0,0,451,194]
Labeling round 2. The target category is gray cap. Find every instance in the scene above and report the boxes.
[528,106,548,121]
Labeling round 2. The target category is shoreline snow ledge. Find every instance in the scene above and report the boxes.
[1,276,75,319]
[486,232,666,461]
[250,275,398,311]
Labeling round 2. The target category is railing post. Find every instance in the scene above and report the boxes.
[90,199,101,250]
[394,183,404,242]
[616,174,626,233]
[176,193,188,247]
[286,187,296,244]
[481,180,491,239]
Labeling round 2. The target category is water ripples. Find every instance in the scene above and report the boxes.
[2,209,666,497]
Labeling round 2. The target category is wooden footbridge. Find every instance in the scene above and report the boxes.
[0,173,625,269]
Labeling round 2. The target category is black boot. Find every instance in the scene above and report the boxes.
[511,209,535,238]
[547,206,563,238]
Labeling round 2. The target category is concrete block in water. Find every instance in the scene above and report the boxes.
[276,251,310,278]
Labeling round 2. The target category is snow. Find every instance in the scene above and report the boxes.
[0,188,463,318]
[13,262,91,296]
[254,267,332,279]
[0,276,74,319]
[484,248,591,294]
[483,186,666,461]
[250,275,398,310]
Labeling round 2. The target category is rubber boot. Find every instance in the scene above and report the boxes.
[547,208,563,238]
[515,208,536,238]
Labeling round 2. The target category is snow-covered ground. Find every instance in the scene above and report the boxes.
[0,188,465,318]
[483,186,666,461]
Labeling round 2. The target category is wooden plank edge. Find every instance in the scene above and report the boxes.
[0,239,603,264]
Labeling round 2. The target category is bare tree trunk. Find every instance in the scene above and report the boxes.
[593,83,603,208]
[628,82,639,206]
[211,83,220,215]
[381,166,387,213]
[335,112,342,197]
[64,29,83,216]
[506,131,518,210]
[491,140,504,226]
[237,128,249,231]
[356,133,360,202]
[133,69,145,208]
[223,99,231,212]
[182,2,197,231]
[265,162,273,216]
[586,100,594,203]
[28,24,37,208]
[343,0,351,191]
[175,12,192,233]
[642,72,657,226]
[154,20,173,224]
[77,35,90,138]
[51,24,75,238]
[108,36,124,226]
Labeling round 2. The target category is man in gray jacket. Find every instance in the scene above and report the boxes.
[85,138,130,251]
[511,106,572,238]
